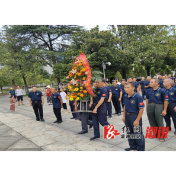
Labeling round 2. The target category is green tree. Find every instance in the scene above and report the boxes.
[151,68,156,78]
[5,25,83,84]
[64,26,119,79]
[114,71,122,81]
[0,66,12,92]
[126,70,134,78]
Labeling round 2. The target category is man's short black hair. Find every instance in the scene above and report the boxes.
[112,80,117,83]
[133,77,136,79]
[125,82,135,87]
[32,86,37,88]
[121,79,126,82]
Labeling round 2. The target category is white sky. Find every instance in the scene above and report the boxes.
[0,25,109,31]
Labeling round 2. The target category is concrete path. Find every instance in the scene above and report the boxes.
[0,95,176,151]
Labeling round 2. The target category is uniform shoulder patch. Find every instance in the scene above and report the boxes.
[165,95,168,98]
[140,102,144,105]
[102,94,106,96]
[58,96,61,98]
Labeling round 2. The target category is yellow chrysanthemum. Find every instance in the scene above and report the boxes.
[76,97,80,100]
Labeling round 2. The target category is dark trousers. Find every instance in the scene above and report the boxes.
[63,103,67,109]
[112,95,121,113]
[92,103,110,138]
[141,89,146,100]
[125,114,145,151]
[32,101,43,120]
[121,95,124,109]
[69,100,78,118]
[106,101,112,117]
[78,102,93,132]
[53,108,62,121]
[164,103,176,129]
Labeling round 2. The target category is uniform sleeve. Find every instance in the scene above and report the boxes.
[41,92,43,96]
[162,90,168,101]
[101,89,107,98]
[146,89,149,99]
[109,87,112,92]
[28,92,31,98]
[57,93,61,99]
[138,95,145,108]
[174,88,176,96]
[123,96,126,106]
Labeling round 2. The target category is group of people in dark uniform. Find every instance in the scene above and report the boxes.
[27,74,176,151]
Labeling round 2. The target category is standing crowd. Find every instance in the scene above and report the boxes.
[7,74,176,151]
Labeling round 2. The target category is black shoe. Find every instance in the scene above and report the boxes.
[89,124,93,129]
[78,131,88,134]
[113,112,117,115]
[36,119,40,121]
[90,137,99,141]
[53,120,58,123]
[174,130,176,135]
[70,117,75,119]
[118,113,121,116]
[125,148,137,151]
[57,120,63,124]
[40,119,45,122]
[108,116,112,119]
[165,127,171,131]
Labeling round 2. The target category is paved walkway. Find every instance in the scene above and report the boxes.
[0,95,176,151]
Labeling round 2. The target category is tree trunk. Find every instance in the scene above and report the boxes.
[0,87,3,93]
[146,66,151,76]
[57,77,60,85]
[12,79,16,88]
[22,75,29,95]
[122,68,126,79]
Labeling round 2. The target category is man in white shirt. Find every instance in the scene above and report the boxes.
[15,86,24,106]
[116,79,121,85]
[60,88,67,110]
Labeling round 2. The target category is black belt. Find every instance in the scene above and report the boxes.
[168,101,176,105]
[148,103,162,104]
[33,100,41,103]
[126,112,138,115]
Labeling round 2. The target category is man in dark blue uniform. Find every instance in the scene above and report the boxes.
[144,76,151,91]
[172,75,176,83]
[111,80,122,116]
[139,77,146,100]
[90,78,110,140]
[28,86,45,121]
[105,81,112,118]
[51,87,63,123]
[146,78,168,142]
[133,77,140,94]
[120,79,126,110]
[163,79,176,134]
[122,82,145,151]
[158,75,164,88]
